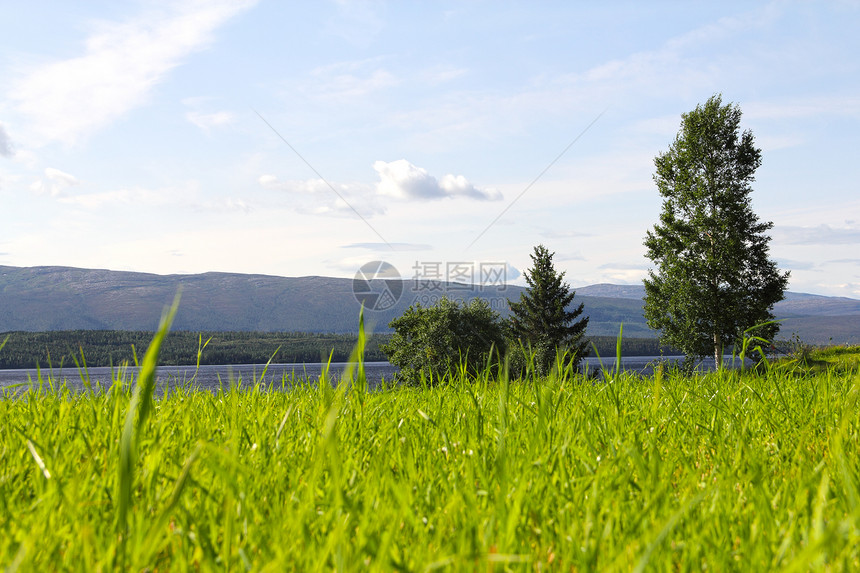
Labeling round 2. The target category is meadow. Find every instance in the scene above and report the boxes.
[1,313,859,571]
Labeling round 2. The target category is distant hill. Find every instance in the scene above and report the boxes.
[1,265,858,344]
[0,265,517,334]
[572,282,860,344]
[575,283,645,299]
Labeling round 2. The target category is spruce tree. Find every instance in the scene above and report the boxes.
[643,94,789,367]
[508,245,589,374]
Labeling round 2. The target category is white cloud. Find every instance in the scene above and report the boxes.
[325,0,385,47]
[312,196,385,218]
[0,171,24,194]
[525,6,788,116]
[774,258,817,271]
[598,261,650,271]
[58,188,137,208]
[183,96,234,131]
[259,160,502,224]
[257,174,280,189]
[368,9,783,157]
[304,63,398,101]
[343,242,432,252]
[44,167,79,186]
[195,197,251,213]
[48,181,247,212]
[773,224,860,245]
[540,229,591,239]
[323,254,388,276]
[56,184,187,209]
[554,251,586,262]
[811,282,860,299]
[0,124,13,157]
[258,174,384,217]
[186,110,234,131]
[599,268,649,284]
[744,96,860,121]
[374,159,501,201]
[30,167,80,197]
[258,175,332,193]
[9,0,256,145]
[417,65,468,85]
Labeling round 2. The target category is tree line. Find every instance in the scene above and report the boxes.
[0,329,678,370]
[0,331,389,369]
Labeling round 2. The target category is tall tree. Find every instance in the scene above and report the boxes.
[508,245,589,374]
[643,94,789,367]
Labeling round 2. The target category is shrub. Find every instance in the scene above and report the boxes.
[382,297,505,385]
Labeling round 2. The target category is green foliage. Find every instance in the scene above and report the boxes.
[776,344,860,376]
[382,297,505,385]
[508,244,589,374]
[116,294,180,567]
[644,94,789,366]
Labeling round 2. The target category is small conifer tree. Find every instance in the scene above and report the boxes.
[508,245,589,374]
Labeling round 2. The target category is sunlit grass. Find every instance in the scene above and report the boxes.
[1,321,859,570]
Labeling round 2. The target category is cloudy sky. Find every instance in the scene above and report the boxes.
[1,1,858,297]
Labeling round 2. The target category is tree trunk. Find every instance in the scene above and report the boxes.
[714,332,722,369]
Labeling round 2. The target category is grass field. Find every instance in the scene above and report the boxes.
[1,314,859,571]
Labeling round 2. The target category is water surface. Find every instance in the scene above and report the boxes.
[0,355,748,393]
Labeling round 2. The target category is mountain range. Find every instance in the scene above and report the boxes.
[2,265,859,344]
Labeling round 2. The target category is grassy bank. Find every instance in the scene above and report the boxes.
[1,326,859,570]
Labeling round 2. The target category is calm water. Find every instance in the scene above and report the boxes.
[581,355,749,376]
[0,362,399,393]
[0,355,747,393]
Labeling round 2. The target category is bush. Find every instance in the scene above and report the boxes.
[382,297,505,385]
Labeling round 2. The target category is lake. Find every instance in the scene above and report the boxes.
[0,361,397,393]
[0,355,748,393]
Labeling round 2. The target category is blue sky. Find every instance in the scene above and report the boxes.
[1,1,858,297]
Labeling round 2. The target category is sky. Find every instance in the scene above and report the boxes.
[1,1,859,298]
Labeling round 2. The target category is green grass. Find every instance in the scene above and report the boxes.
[2,328,860,570]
